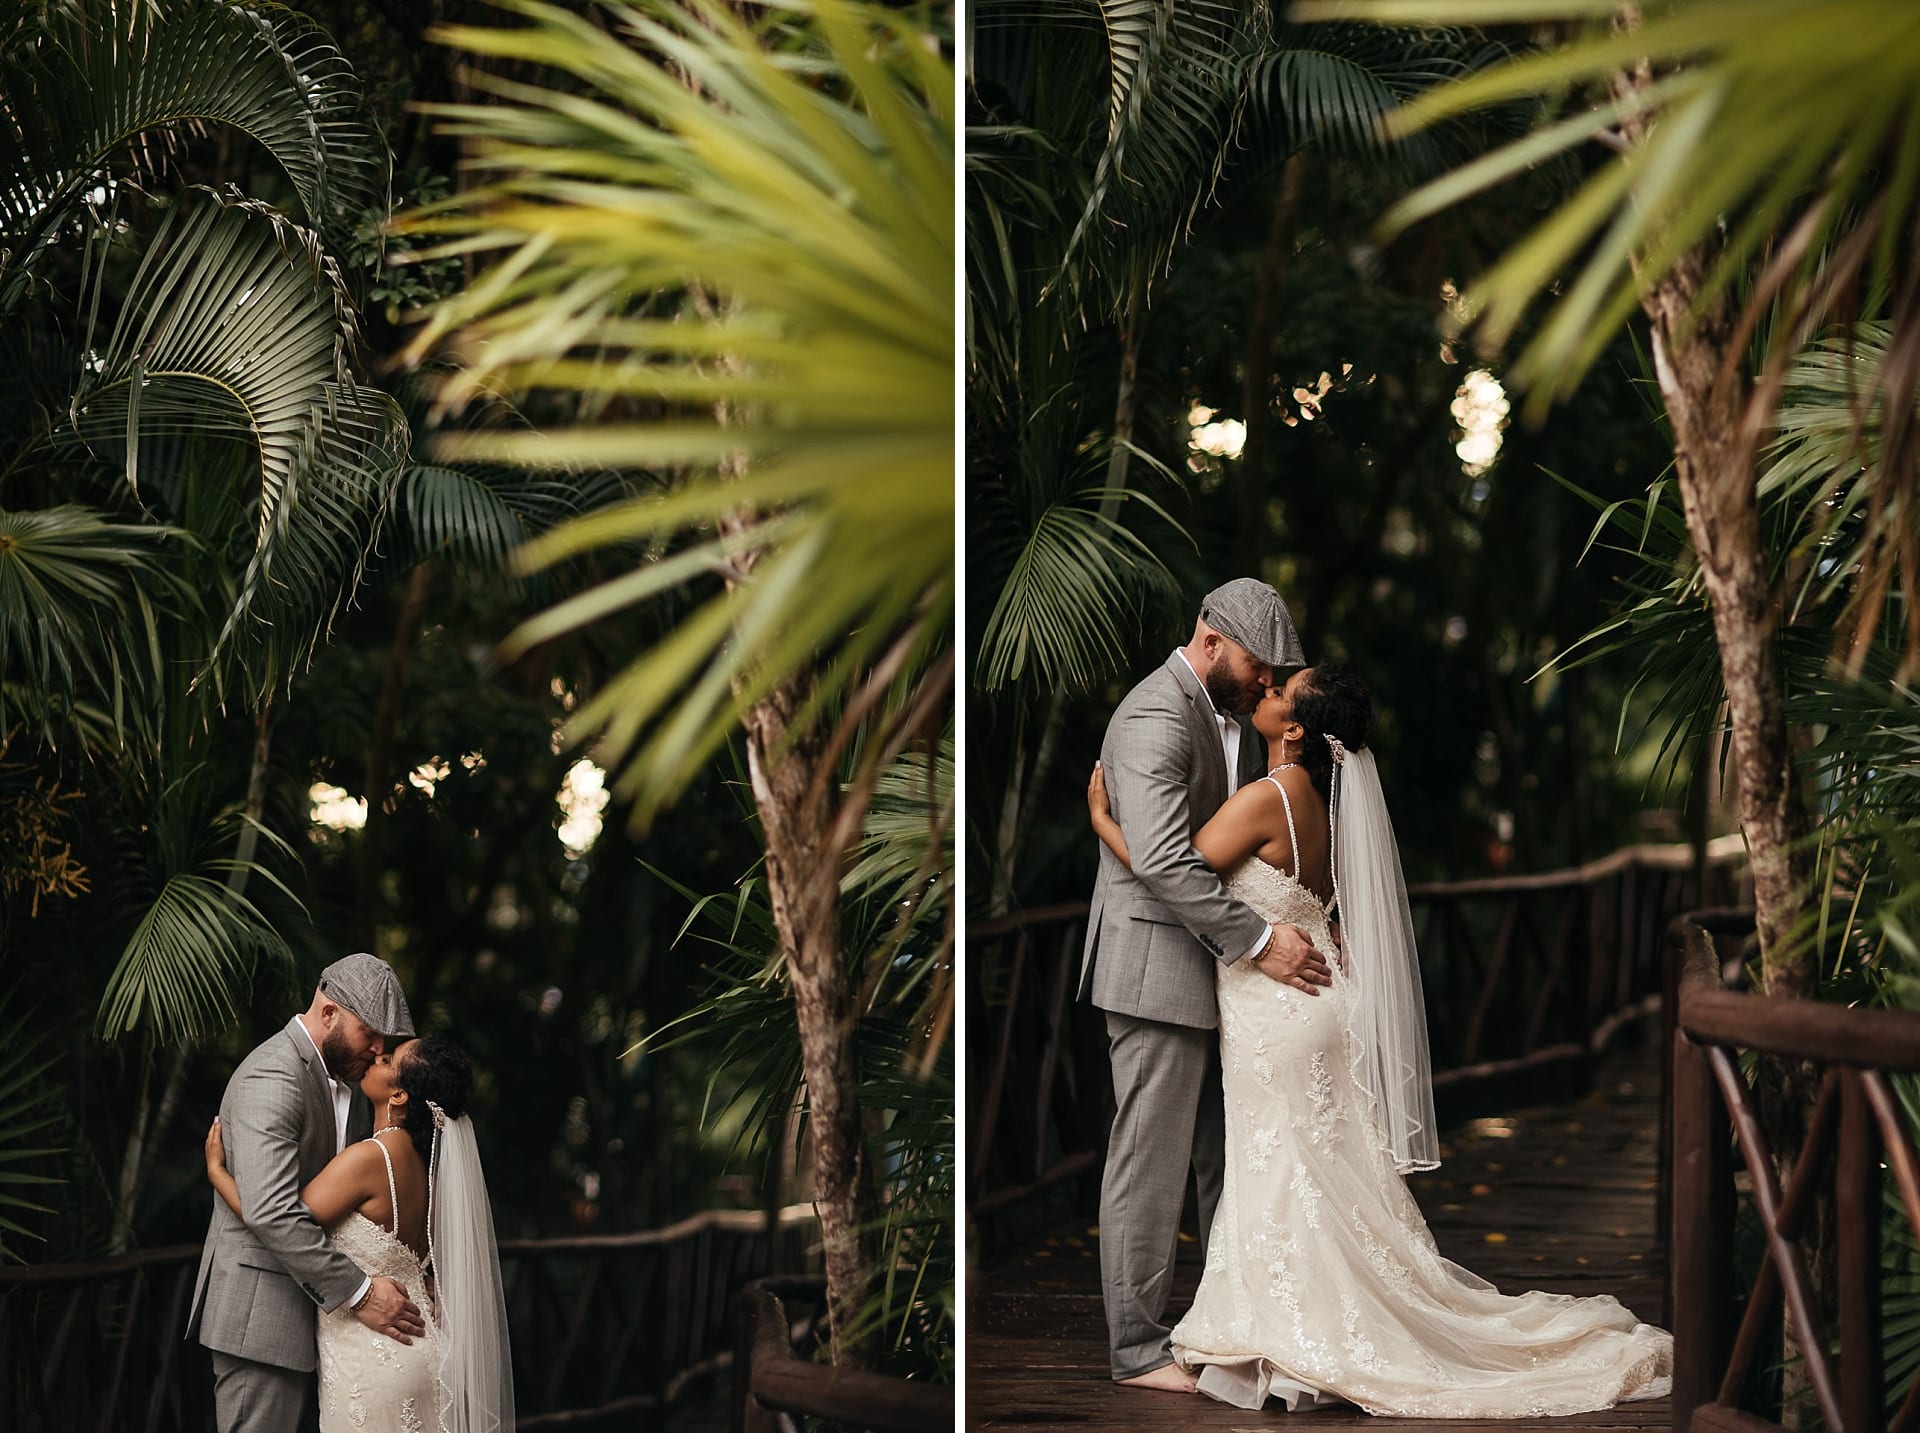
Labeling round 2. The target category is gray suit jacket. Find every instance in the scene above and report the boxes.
[187,1017,372,1371]
[1079,654,1271,1029]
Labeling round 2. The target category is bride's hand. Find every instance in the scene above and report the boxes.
[204,1116,227,1176]
[1087,761,1111,824]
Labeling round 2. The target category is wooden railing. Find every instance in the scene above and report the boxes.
[730,1277,952,1433]
[0,1206,818,1432]
[1667,915,1920,1433]
[968,838,1746,1235]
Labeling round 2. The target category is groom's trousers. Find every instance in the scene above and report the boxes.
[1099,1010,1225,1380]
[211,1351,316,1433]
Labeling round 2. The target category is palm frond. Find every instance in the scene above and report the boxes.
[973,476,1181,693]
[1241,22,1494,178]
[95,770,299,1044]
[70,192,407,691]
[401,0,953,819]
[0,0,386,304]
[391,463,628,574]
[0,504,188,745]
[1058,0,1251,283]
[1760,322,1920,660]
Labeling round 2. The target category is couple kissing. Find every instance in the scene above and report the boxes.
[1081,578,1673,1416]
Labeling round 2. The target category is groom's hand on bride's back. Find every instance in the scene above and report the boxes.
[1251,924,1333,995]
[353,1275,426,1343]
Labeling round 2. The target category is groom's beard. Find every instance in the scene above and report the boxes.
[1205,663,1260,717]
[321,1024,373,1083]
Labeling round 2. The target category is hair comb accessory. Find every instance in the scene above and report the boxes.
[1326,734,1349,765]
[427,1099,448,1131]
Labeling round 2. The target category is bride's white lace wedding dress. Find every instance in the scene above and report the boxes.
[316,1133,445,1432]
[1170,812,1673,1415]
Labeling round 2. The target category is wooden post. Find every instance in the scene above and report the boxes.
[732,1284,780,1433]
[1837,1070,1884,1433]
[1671,1019,1733,1429]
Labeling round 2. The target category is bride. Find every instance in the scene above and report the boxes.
[1088,664,1672,1416]
[207,1035,514,1432]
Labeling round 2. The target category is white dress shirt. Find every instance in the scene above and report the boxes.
[293,1015,372,1310]
[1174,650,1271,963]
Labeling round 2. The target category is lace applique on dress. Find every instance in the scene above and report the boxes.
[315,1132,446,1433]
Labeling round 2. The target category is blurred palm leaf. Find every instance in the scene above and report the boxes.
[95,770,299,1044]
[0,0,386,304]
[400,0,952,819]
[70,192,408,689]
[1309,1,1920,408]
[0,504,186,743]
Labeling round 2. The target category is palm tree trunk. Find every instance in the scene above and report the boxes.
[1611,45,1812,995]
[741,671,879,1368]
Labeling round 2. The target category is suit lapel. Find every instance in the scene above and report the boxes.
[1166,654,1228,819]
[284,1017,337,1161]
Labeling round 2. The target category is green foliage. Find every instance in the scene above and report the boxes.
[0,0,387,306]
[94,771,299,1044]
[0,505,185,744]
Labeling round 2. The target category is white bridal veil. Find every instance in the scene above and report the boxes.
[1329,742,1441,1174]
[427,1107,516,1433]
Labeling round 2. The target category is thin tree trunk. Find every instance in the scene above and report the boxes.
[1097,271,1148,523]
[108,1059,154,1254]
[741,672,879,1368]
[354,561,436,950]
[1237,153,1310,578]
[1610,43,1812,995]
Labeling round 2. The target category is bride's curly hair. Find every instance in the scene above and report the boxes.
[1290,665,1374,802]
[397,1036,475,1161]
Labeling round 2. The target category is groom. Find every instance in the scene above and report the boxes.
[188,953,427,1431]
[1082,578,1334,1391]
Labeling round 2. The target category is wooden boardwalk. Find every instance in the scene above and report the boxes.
[968,1028,1672,1431]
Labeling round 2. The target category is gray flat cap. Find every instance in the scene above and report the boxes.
[318,953,415,1039]
[1201,578,1306,669]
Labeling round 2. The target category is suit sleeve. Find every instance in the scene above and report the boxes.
[224,1059,367,1314]
[1106,688,1270,965]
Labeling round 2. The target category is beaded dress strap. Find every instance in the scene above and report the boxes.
[368,1127,402,1235]
[1263,764,1302,881]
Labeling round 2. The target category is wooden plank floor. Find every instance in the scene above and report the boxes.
[968,1030,1672,1431]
